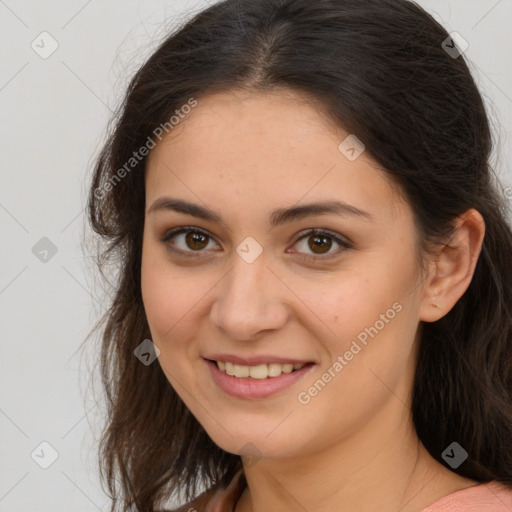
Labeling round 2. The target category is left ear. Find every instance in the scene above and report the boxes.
[419,208,486,322]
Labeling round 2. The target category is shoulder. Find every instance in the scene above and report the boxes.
[163,487,217,512]
[421,480,512,512]
[159,464,246,512]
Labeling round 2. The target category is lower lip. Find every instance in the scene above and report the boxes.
[205,359,316,399]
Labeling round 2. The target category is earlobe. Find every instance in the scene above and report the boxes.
[419,208,485,323]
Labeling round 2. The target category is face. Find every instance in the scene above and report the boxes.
[141,88,428,461]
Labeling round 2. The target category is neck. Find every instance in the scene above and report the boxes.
[235,397,475,512]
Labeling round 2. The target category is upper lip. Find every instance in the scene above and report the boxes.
[204,354,314,366]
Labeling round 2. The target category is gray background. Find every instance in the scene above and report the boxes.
[1,1,511,511]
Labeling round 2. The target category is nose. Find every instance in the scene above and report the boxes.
[210,254,290,342]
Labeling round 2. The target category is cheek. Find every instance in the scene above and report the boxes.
[141,253,169,333]
[292,306,416,453]
[140,253,195,391]
[319,267,408,341]
[141,236,193,327]
[312,258,420,392]
[140,243,211,374]
[140,242,186,346]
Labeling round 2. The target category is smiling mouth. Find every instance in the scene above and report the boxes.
[205,358,316,399]
[210,359,309,379]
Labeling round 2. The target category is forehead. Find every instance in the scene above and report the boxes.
[144,88,404,224]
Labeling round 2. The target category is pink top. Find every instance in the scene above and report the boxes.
[166,467,512,512]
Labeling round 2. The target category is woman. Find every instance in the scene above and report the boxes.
[87,1,512,511]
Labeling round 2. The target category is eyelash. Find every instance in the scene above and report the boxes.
[159,226,352,261]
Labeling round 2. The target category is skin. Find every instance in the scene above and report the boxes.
[140,88,485,512]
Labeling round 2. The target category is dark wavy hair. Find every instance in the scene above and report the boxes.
[86,0,512,510]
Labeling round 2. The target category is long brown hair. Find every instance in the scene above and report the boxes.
[86,1,512,510]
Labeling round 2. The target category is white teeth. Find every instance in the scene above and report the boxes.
[282,363,293,374]
[215,360,306,379]
[234,363,250,378]
[267,363,283,377]
[225,361,235,376]
[249,364,268,379]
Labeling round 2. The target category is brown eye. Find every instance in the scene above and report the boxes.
[307,234,332,254]
[160,227,219,254]
[185,231,209,250]
[291,228,352,259]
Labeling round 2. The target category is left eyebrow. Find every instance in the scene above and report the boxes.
[146,197,374,227]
